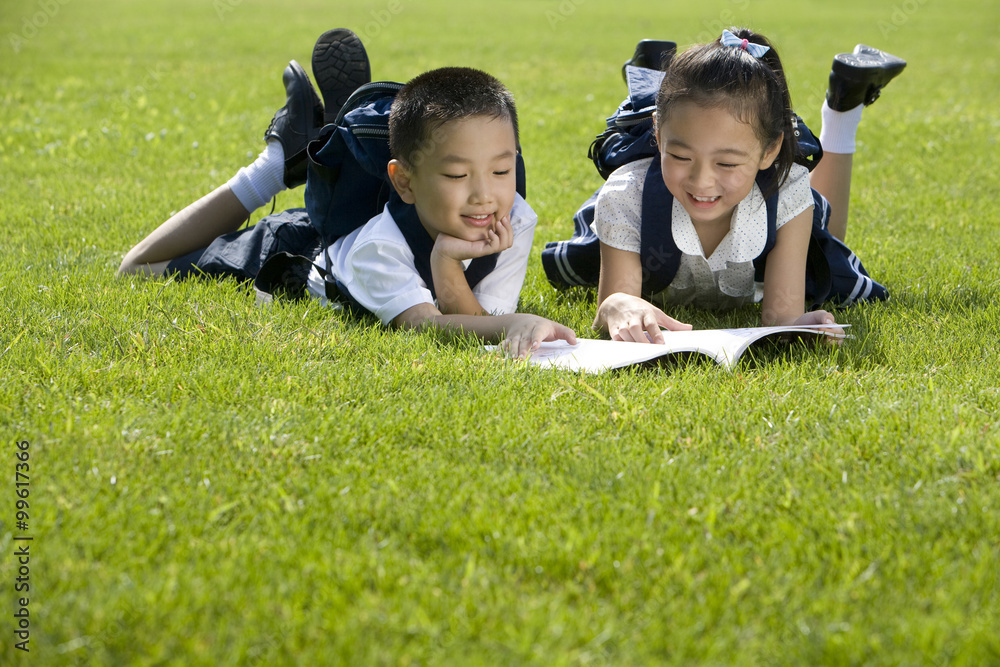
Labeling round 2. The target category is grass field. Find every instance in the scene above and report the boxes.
[2,0,1000,664]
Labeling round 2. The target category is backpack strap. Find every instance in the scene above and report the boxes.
[305,82,403,247]
[750,169,780,281]
[637,158,683,297]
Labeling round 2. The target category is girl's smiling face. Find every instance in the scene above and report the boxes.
[656,100,781,229]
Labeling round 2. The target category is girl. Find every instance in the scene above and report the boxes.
[592,28,903,344]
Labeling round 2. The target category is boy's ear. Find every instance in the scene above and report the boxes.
[387,159,417,204]
[760,133,783,169]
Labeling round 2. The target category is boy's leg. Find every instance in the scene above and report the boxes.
[118,61,322,276]
[118,185,251,276]
[809,45,906,241]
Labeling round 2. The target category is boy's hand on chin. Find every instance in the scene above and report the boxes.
[431,215,513,262]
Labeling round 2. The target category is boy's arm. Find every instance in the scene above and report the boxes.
[392,304,577,358]
[430,253,488,316]
[429,215,514,315]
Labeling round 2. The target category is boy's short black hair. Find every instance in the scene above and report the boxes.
[388,66,519,168]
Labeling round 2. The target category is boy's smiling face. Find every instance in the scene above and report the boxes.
[389,115,518,242]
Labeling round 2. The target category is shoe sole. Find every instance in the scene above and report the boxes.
[312,28,372,125]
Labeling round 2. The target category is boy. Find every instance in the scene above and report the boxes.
[119,30,575,358]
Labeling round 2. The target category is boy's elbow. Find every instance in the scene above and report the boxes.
[391,303,442,330]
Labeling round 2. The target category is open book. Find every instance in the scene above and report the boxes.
[498,325,848,374]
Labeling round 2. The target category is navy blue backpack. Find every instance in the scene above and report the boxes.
[541,63,887,308]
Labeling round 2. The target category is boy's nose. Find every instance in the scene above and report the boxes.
[468,174,494,203]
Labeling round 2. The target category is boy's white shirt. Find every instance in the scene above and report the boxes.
[593,157,814,308]
[307,193,535,324]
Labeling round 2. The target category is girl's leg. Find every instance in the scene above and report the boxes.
[810,102,863,242]
[809,153,853,242]
[809,45,906,242]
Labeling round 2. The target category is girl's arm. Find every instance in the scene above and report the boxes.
[761,207,843,335]
[593,242,691,344]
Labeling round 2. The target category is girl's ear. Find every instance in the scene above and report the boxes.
[759,134,783,169]
[387,159,416,204]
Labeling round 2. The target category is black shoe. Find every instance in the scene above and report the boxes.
[826,44,906,111]
[622,39,677,81]
[312,28,371,125]
[263,60,324,188]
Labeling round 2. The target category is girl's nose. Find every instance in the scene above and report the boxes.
[688,161,712,189]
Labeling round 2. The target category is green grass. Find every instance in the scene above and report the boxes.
[2,0,1000,664]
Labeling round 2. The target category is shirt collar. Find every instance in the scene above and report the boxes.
[670,180,768,270]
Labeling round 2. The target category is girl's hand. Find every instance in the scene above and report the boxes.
[794,310,845,345]
[431,214,514,262]
[594,292,692,344]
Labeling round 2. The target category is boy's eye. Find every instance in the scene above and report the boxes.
[718,163,738,168]
[494,169,512,176]
[667,153,690,162]
[442,173,467,180]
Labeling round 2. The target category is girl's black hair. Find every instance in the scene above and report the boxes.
[655,27,796,197]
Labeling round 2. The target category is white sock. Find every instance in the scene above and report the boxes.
[819,100,864,154]
[226,141,286,212]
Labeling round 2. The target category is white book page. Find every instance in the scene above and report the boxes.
[489,325,849,373]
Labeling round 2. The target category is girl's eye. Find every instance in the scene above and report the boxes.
[443,173,466,180]
[667,153,690,162]
[494,169,512,176]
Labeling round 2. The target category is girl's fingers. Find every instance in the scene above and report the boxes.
[643,314,665,344]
